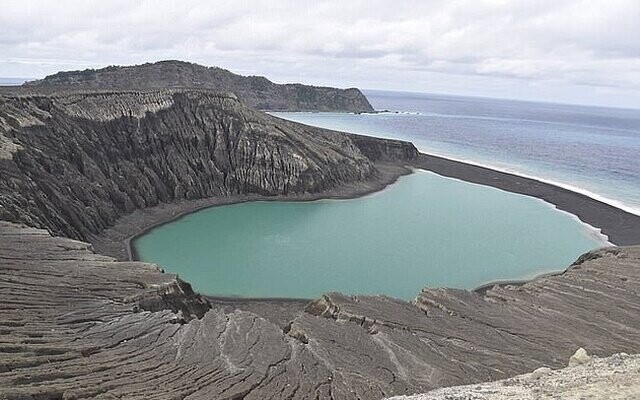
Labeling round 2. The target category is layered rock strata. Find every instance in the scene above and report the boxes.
[1,221,639,399]
[21,60,375,112]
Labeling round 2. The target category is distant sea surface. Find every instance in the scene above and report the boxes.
[272,90,640,215]
[0,77,30,86]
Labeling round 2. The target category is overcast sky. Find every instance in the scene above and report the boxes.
[1,0,639,108]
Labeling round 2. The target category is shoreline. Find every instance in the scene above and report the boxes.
[414,168,612,247]
[91,150,640,301]
[270,111,639,217]
[4,220,640,397]
[91,162,412,261]
[116,151,638,262]
[413,147,640,217]
[410,153,640,246]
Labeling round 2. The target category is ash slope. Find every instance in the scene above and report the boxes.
[0,89,415,241]
[2,221,639,399]
[22,60,375,112]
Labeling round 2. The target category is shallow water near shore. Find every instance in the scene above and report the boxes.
[134,171,606,300]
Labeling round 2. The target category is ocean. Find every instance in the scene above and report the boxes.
[272,90,640,215]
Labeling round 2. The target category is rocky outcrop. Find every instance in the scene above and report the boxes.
[2,221,639,399]
[350,133,420,162]
[22,60,375,112]
[386,352,640,400]
[0,89,415,241]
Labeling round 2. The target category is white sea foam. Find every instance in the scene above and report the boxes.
[372,110,421,115]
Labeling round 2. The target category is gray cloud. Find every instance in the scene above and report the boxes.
[1,0,639,108]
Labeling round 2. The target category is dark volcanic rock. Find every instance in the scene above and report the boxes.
[1,222,639,399]
[22,60,375,112]
[0,89,415,241]
[1,74,638,399]
[350,134,420,162]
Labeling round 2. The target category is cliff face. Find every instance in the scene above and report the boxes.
[23,60,375,112]
[350,133,421,162]
[0,89,414,240]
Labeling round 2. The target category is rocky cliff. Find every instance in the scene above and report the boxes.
[22,60,375,112]
[0,89,415,241]
[1,222,639,399]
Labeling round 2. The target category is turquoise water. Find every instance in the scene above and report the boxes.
[134,171,605,300]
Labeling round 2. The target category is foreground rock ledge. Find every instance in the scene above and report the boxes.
[1,221,639,399]
[386,352,640,400]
